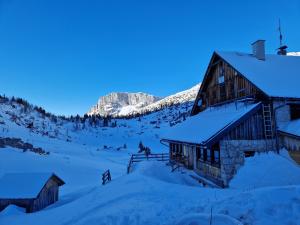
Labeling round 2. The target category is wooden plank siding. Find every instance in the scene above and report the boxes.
[31,179,59,212]
[0,175,63,213]
[223,110,265,140]
[192,55,266,115]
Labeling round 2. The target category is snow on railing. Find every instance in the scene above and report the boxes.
[127,153,169,174]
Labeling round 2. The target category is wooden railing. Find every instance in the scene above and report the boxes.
[127,153,169,174]
[102,169,111,185]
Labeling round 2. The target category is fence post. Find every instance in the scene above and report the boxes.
[102,170,112,185]
[107,170,110,181]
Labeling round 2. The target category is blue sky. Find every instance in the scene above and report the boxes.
[0,0,300,116]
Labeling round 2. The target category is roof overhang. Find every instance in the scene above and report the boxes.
[162,102,262,148]
[278,130,300,140]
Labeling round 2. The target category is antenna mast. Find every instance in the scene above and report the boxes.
[278,19,283,47]
[277,19,287,55]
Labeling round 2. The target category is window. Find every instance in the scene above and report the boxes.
[244,151,255,157]
[218,75,225,84]
[197,99,203,107]
[175,144,179,154]
[196,146,201,160]
[207,149,211,162]
[290,104,300,120]
[203,148,207,161]
[183,145,188,157]
[170,143,173,152]
[214,150,220,164]
[200,148,204,160]
[218,66,225,84]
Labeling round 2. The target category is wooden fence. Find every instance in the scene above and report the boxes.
[127,153,169,174]
[102,169,111,185]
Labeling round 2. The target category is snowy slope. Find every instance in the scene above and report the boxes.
[0,149,299,225]
[134,84,200,116]
[0,96,194,156]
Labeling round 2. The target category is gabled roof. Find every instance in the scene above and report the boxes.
[215,51,300,98]
[162,102,261,146]
[0,173,65,199]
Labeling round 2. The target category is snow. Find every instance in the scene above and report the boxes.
[88,92,161,117]
[287,52,300,56]
[88,84,200,117]
[141,84,200,113]
[0,146,300,225]
[1,149,299,225]
[162,102,260,144]
[1,100,300,225]
[209,185,300,225]
[230,150,300,189]
[176,213,243,225]
[0,172,59,199]
[216,51,300,98]
[0,205,25,216]
[278,118,300,137]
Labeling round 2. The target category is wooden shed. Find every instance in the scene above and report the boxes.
[0,173,65,213]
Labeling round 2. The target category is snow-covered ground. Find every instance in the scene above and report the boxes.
[0,100,300,225]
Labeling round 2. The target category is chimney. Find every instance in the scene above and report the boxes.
[277,45,288,55]
[251,40,265,60]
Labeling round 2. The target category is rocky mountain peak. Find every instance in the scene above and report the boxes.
[87,84,200,117]
[88,92,161,116]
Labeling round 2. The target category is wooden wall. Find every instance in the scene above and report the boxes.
[223,110,265,140]
[0,178,60,213]
[31,178,59,212]
[193,56,265,114]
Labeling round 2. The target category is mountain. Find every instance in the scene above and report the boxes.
[287,52,300,56]
[88,84,200,117]
[88,92,161,117]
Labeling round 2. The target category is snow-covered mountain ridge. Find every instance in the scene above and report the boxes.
[287,52,300,56]
[88,92,161,116]
[88,84,200,117]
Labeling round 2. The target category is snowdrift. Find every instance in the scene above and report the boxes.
[176,213,243,225]
[230,150,300,189]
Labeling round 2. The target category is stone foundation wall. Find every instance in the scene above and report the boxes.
[220,139,276,186]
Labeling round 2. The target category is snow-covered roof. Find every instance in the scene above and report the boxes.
[278,119,300,138]
[215,51,300,98]
[162,102,260,145]
[0,173,64,199]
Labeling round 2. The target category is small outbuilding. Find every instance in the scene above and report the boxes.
[0,173,65,213]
